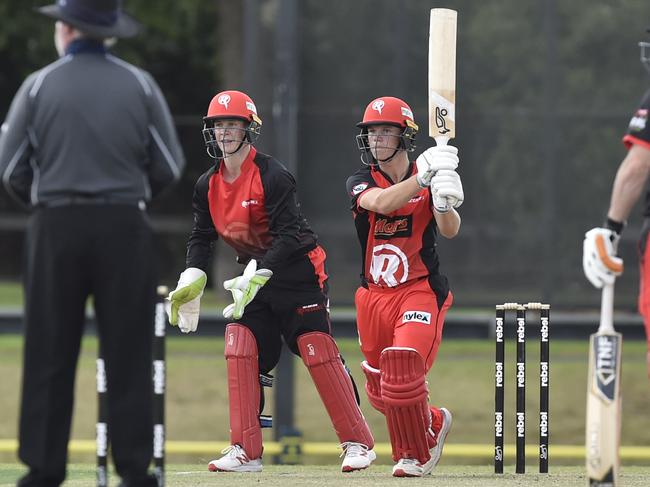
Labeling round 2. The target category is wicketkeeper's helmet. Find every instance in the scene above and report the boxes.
[202,90,262,159]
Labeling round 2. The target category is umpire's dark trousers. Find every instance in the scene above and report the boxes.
[18,205,158,487]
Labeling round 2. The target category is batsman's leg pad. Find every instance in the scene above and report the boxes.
[224,324,263,459]
[361,361,385,414]
[380,347,432,463]
[297,332,374,448]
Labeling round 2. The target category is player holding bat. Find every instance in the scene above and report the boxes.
[346,95,463,477]
[582,27,650,487]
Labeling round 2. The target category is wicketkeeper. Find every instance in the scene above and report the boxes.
[346,96,462,477]
[166,90,375,473]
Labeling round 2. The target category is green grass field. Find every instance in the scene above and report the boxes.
[2,464,650,487]
[1,334,649,484]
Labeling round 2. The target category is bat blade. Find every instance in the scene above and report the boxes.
[586,285,622,486]
[428,8,457,142]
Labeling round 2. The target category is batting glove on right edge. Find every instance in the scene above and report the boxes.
[583,227,623,288]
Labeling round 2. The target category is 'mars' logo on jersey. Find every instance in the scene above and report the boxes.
[374,215,412,240]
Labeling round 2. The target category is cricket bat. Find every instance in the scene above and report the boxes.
[428,8,457,144]
[586,282,622,486]
[428,8,458,208]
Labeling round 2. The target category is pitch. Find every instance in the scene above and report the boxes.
[3,464,650,486]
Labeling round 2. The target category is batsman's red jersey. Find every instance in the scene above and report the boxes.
[625,88,650,346]
[346,163,453,369]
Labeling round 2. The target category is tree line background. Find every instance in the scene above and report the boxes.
[1,0,649,309]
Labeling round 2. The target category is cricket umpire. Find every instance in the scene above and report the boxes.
[0,1,185,485]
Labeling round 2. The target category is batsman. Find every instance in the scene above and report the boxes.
[346,96,463,477]
[582,29,650,377]
[166,90,375,473]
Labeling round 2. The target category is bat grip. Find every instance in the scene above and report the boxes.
[599,282,615,334]
[434,136,450,146]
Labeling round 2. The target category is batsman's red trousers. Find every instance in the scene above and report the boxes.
[355,277,453,370]
[638,223,650,346]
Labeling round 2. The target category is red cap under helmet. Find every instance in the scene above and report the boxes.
[204,90,262,126]
[357,96,418,130]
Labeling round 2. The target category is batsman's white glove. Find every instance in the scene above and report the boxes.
[430,169,464,213]
[223,259,273,320]
[415,145,459,188]
[583,227,624,288]
[166,267,207,333]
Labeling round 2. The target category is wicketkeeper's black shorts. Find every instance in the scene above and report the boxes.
[234,245,332,373]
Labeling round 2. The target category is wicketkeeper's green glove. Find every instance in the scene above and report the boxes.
[166,267,207,333]
[223,259,273,320]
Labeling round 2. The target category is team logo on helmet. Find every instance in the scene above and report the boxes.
[371,99,385,115]
[218,94,231,109]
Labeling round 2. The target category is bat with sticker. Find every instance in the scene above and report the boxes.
[585,282,622,486]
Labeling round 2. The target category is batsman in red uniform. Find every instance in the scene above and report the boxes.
[346,96,464,477]
[583,32,650,378]
[166,90,374,472]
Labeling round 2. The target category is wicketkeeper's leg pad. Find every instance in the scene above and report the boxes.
[380,347,432,463]
[224,324,263,459]
[298,332,374,448]
[361,361,385,414]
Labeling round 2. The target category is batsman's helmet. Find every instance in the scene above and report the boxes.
[356,97,418,165]
[202,90,262,159]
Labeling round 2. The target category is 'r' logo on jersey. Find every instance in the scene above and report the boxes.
[369,244,409,287]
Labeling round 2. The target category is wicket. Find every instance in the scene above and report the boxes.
[494,302,550,475]
[96,286,167,487]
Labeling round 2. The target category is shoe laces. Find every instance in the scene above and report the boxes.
[221,444,247,459]
[340,442,369,458]
[398,458,421,467]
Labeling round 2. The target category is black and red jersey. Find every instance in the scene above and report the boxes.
[623,88,650,216]
[346,163,449,299]
[187,147,317,272]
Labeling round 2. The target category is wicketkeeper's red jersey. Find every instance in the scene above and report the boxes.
[186,147,321,276]
[346,163,449,302]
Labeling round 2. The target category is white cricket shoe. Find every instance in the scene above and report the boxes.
[392,457,424,477]
[422,407,453,474]
[340,442,376,472]
[208,444,262,473]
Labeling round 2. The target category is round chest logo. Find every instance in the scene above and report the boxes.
[369,244,409,287]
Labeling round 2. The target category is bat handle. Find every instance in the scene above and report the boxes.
[599,282,615,334]
[434,136,450,147]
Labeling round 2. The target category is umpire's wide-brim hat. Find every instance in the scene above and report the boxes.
[37,0,141,39]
